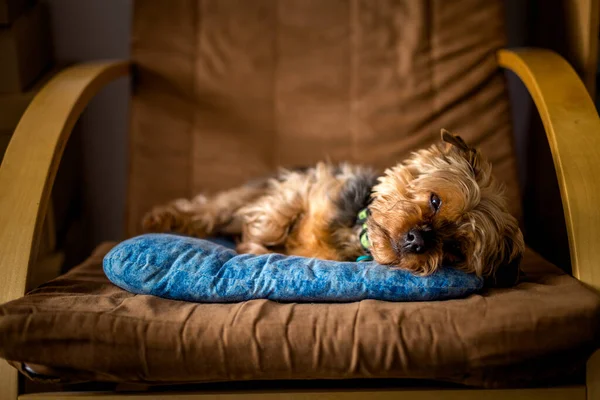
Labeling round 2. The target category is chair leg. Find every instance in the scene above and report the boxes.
[0,360,18,400]
[588,350,600,400]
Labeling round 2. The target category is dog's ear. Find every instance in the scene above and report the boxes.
[485,226,525,288]
[441,129,470,152]
[440,129,481,175]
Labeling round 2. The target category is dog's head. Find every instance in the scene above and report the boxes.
[366,129,524,280]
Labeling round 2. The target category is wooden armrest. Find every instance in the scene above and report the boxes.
[498,48,600,292]
[0,61,130,305]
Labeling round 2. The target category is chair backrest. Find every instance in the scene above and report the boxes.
[126,0,520,236]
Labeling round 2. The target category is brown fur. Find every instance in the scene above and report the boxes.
[143,130,524,281]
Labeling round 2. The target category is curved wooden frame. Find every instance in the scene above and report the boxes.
[498,49,600,292]
[1,50,600,398]
[0,61,130,400]
[0,61,130,305]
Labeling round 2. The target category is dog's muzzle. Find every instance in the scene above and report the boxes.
[403,228,434,254]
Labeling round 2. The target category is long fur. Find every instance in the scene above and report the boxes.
[142,130,524,283]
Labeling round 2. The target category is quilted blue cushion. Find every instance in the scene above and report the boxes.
[103,234,483,302]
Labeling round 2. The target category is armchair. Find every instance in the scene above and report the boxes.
[1,1,599,398]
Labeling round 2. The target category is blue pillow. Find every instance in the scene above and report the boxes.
[103,234,483,303]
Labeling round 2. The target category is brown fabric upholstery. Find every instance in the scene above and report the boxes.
[0,244,598,388]
[3,0,593,391]
[127,0,521,236]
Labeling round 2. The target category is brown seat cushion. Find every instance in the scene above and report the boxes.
[1,244,599,388]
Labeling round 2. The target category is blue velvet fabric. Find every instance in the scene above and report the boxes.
[103,234,483,303]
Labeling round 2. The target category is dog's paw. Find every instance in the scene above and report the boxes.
[188,212,217,237]
[142,195,210,235]
[236,242,271,255]
[142,206,181,233]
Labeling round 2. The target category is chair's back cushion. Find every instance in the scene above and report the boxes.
[127,0,519,235]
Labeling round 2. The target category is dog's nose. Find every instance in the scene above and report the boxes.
[404,229,427,254]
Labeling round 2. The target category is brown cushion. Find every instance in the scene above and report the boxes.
[1,244,599,388]
[127,0,521,236]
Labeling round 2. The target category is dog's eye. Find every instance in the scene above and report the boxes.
[430,193,441,212]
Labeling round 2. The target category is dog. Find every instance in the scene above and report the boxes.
[143,129,524,286]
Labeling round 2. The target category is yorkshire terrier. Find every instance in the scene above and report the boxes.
[143,130,524,286]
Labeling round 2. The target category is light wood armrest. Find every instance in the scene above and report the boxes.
[498,48,600,292]
[0,61,130,307]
